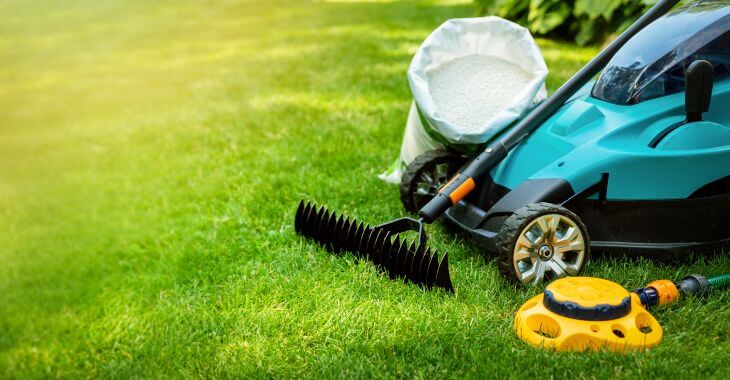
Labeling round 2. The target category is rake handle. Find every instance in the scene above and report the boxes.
[419,143,508,223]
[417,0,680,224]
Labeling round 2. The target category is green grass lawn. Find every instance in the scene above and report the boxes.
[1,0,728,377]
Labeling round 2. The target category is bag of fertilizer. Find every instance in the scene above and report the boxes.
[380,16,548,184]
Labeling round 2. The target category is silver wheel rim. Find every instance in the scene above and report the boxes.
[415,162,450,198]
[512,213,586,285]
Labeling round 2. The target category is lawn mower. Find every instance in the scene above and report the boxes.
[295,0,730,291]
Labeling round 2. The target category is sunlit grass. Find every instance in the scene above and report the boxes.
[0,0,727,378]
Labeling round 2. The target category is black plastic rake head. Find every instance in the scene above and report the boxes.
[294,200,453,292]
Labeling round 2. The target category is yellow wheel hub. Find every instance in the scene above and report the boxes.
[514,277,663,352]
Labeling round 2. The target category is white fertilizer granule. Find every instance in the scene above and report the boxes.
[427,54,535,133]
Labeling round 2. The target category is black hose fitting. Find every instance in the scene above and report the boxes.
[677,274,710,296]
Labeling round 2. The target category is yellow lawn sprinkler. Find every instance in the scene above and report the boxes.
[514,274,730,352]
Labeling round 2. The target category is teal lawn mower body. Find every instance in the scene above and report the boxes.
[490,79,730,200]
[491,0,730,199]
[438,1,730,275]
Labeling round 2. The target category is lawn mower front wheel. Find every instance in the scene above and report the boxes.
[496,203,590,286]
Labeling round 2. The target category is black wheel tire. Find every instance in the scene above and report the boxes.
[399,150,467,214]
[495,202,590,286]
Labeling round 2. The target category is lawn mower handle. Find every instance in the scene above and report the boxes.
[418,0,680,224]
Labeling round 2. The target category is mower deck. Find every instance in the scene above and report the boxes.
[444,174,730,258]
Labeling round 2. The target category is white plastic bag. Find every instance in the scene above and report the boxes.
[380,17,548,184]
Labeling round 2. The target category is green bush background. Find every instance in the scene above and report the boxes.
[475,0,659,45]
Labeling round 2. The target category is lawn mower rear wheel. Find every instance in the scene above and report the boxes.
[400,150,467,214]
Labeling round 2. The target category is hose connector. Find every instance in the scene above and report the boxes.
[634,274,727,309]
[677,274,710,296]
[633,279,679,308]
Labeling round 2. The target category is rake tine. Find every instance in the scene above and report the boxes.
[354,223,366,255]
[304,201,315,233]
[397,241,412,280]
[435,253,454,292]
[302,205,317,238]
[380,234,393,270]
[388,238,400,278]
[328,212,339,249]
[331,215,344,252]
[385,237,400,279]
[310,205,325,241]
[411,246,426,285]
[398,242,410,281]
[404,244,417,284]
[336,217,352,253]
[347,218,359,252]
[319,207,332,244]
[298,204,307,236]
[374,231,391,268]
[350,221,363,254]
[416,248,432,286]
[375,231,390,270]
[425,251,439,288]
[331,215,343,252]
[367,229,383,263]
[321,210,334,248]
[354,227,367,258]
[323,212,335,249]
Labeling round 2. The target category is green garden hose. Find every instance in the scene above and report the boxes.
[707,274,730,289]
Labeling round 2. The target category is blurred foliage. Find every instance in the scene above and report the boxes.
[475,0,660,45]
